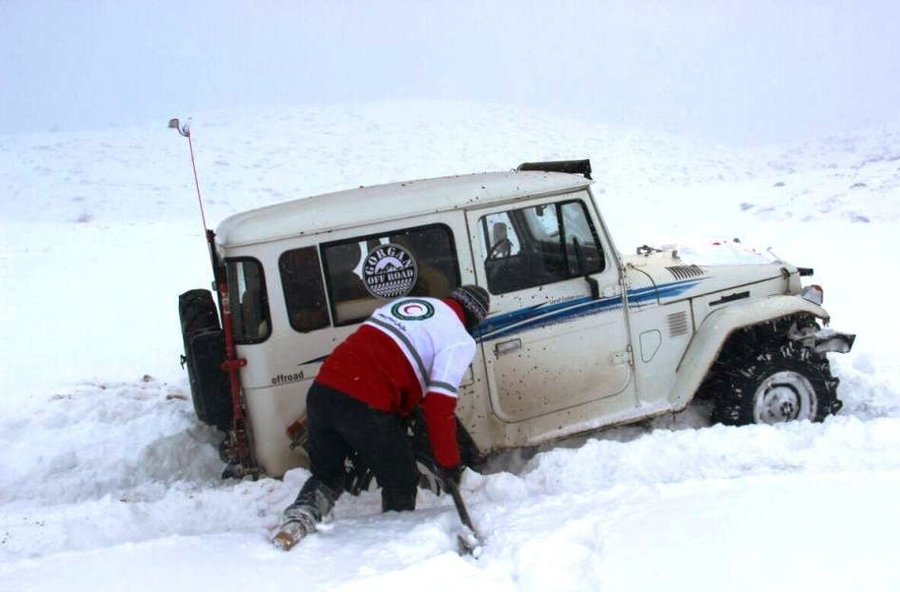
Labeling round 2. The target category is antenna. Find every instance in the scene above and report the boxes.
[168,117,208,233]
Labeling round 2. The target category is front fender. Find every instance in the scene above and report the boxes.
[668,295,830,409]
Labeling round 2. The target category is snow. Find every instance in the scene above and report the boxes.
[1,101,899,590]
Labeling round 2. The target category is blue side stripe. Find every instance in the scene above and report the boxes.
[474,278,702,342]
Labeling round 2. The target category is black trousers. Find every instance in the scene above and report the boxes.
[305,381,418,512]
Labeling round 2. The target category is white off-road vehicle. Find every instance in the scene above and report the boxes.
[178,159,854,479]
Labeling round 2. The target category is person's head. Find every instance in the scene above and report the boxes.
[449,284,490,333]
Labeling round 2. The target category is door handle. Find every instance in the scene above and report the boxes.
[495,338,522,356]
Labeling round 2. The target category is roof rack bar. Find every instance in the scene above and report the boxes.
[517,159,592,180]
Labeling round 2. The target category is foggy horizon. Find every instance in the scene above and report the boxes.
[2,1,898,145]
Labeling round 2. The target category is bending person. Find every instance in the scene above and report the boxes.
[273,285,490,550]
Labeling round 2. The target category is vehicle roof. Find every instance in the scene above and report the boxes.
[215,170,591,248]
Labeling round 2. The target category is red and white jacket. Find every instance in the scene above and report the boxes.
[315,297,476,468]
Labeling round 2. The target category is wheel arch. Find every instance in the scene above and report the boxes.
[667,295,830,410]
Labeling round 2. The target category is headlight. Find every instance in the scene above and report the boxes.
[801,284,823,305]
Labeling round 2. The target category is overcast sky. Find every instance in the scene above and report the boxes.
[2,1,898,144]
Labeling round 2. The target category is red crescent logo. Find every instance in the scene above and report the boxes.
[402,303,424,315]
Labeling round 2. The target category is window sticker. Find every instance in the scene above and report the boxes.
[363,243,418,299]
[322,223,459,326]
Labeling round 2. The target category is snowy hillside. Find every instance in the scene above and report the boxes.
[1,102,899,591]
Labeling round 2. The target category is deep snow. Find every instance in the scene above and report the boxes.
[1,101,899,591]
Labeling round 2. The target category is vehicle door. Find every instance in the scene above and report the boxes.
[466,192,634,424]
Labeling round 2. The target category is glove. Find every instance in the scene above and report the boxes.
[435,464,463,491]
[343,450,374,496]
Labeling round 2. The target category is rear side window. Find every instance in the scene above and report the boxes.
[279,247,330,333]
[322,224,460,326]
[226,258,271,343]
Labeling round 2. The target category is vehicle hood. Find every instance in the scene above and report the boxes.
[622,246,796,305]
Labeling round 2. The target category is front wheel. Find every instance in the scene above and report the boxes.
[713,342,842,426]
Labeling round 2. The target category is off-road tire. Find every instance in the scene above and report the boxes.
[710,319,842,426]
[179,289,232,431]
[179,289,220,343]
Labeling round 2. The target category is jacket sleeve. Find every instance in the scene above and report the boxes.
[422,339,476,468]
[422,391,460,468]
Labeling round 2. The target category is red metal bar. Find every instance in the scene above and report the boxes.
[214,244,254,472]
[218,283,245,420]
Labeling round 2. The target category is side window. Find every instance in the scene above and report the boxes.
[322,240,374,324]
[226,258,271,343]
[322,224,460,326]
[279,247,330,333]
[560,201,605,276]
[479,199,604,294]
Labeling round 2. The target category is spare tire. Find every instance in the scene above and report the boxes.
[179,289,232,431]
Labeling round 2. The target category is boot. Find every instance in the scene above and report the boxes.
[293,476,341,520]
[272,477,341,551]
[272,505,318,551]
